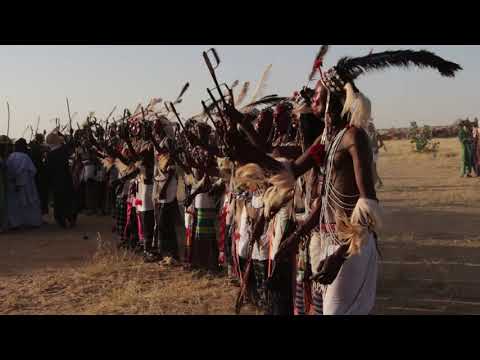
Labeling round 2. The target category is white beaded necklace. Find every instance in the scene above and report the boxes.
[319,126,359,247]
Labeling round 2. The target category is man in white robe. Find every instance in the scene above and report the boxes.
[6,139,42,229]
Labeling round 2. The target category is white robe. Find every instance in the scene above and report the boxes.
[6,152,42,228]
[309,231,378,315]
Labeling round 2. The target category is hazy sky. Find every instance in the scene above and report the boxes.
[0,45,476,138]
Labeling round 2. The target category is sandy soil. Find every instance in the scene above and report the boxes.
[1,138,480,315]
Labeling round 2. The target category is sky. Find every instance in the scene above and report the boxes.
[0,45,476,139]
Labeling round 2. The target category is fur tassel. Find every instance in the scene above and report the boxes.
[341,83,371,129]
[267,162,296,192]
[234,163,267,191]
[217,157,232,170]
[262,161,296,218]
[114,158,132,175]
[351,197,383,230]
[336,211,369,257]
[335,198,383,257]
[101,157,115,171]
[263,185,294,219]
[157,153,170,172]
[217,157,233,181]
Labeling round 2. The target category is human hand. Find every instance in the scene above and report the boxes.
[310,249,347,285]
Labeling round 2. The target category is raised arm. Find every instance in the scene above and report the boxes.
[290,135,324,178]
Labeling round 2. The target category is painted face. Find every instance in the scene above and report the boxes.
[312,81,328,117]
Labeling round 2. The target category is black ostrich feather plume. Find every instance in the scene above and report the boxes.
[174,82,190,104]
[335,50,462,81]
[242,95,287,109]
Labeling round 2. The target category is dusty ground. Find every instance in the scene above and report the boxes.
[1,138,480,315]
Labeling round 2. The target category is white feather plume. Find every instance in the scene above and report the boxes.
[235,81,251,107]
[248,64,273,105]
[342,83,371,130]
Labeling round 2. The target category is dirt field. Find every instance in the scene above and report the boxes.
[1,138,480,315]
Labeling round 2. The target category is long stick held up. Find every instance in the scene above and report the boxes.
[35,116,41,135]
[66,98,72,133]
[6,102,10,138]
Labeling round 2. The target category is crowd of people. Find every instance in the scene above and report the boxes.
[0,46,462,315]
[0,131,119,233]
[458,118,480,177]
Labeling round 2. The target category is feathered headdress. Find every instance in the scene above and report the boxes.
[317,49,462,129]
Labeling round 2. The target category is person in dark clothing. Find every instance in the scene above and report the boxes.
[30,134,49,220]
[46,132,76,228]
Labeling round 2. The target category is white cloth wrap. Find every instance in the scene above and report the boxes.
[251,193,268,261]
[268,206,290,261]
[237,206,250,259]
[136,182,154,212]
[309,230,378,315]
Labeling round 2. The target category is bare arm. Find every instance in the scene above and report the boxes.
[346,127,377,200]
[291,135,324,178]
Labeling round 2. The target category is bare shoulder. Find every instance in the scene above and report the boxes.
[343,126,370,150]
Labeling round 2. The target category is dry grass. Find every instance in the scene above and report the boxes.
[0,243,259,315]
[378,138,480,208]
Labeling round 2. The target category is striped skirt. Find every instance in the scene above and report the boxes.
[192,208,219,271]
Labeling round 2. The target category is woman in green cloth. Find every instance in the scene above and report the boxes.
[459,121,473,177]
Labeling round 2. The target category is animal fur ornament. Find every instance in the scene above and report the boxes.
[101,157,115,171]
[262,185,294,219]
[217,157,233,181]
[234,160,296,218]
[112,158,141,176]
[233,163,266,192]
[335,198,383,257]
[157,153,170,172]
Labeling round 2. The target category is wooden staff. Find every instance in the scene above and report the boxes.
[66,98,73,133]
[203,48,228,107]
[35,116,41,135]
[106,106,117,122]
[6,102,10,138]
[169,102,187,133]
